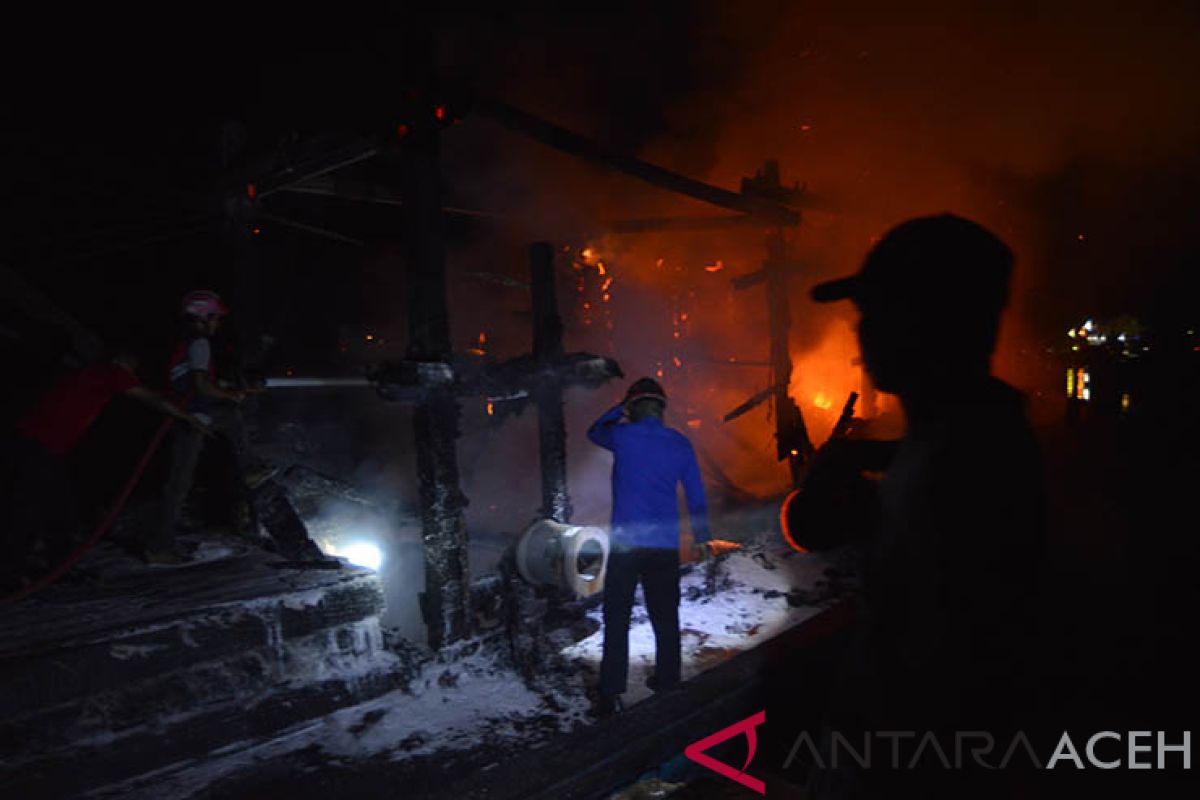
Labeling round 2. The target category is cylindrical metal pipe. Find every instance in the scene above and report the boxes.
[515,519,609,597]
[264,377,372,389]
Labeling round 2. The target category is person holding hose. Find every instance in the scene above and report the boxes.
[1,350,205,591]
[145,289,258,565]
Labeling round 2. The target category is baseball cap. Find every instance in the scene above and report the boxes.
[811,214,1013,313]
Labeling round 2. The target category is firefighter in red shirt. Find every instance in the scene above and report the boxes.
[2,352,204,590]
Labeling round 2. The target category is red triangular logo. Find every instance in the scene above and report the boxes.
[684,710,767,795]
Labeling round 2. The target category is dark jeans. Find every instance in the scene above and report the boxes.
[1,434,77,584]
[148,404,250,553]
[600,547,681,697]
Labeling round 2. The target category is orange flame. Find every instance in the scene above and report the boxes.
[706,539,742,556]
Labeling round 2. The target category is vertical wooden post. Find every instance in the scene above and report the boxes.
[766,228,813,488]
[399,56,470,649]
[530,241,572,523]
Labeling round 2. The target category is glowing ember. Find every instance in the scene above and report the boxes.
[812,392,834,411]
[705,539,742,556]
[704,260,725,273]
[467,331,488,357]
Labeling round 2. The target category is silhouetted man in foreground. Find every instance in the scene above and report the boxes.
[802,215,1046,797]
[588,378,710,717]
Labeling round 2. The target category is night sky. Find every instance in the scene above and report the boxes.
[4,3,1199,362]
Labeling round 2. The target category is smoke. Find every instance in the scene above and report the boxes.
[257,5,1200,636]
[423,2,1200,498]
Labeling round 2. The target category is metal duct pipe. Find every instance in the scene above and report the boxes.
[264,377,373,389]
[515,519,610,598]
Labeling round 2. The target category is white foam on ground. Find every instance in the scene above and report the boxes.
[94,544,840,799]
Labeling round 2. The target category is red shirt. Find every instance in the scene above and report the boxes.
[17,363,140,455]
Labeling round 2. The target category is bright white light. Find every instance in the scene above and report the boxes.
[339,542,383,571]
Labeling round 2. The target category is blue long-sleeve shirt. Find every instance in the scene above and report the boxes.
[587,404,710,549]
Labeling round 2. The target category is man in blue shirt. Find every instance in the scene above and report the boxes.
[588,377,710,714]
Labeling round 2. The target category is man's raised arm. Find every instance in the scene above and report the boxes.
[587,404,625,451]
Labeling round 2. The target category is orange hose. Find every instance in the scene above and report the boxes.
[779,488,809,554]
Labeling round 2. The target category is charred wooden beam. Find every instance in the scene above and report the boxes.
[474,97,802,225]
[723,385,776,423]
[257,211,366,247]
[475,353,622,408]
[765,230,813,486]
[277,178,505,220]
[252,139,381,200]
[399,83,471,650]
[530,241,571,523]
[730,268,769,291]
[604,214,759,234]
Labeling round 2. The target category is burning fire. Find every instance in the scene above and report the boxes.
[788,322,865,443]
[562,232,874,497]
[467,331,488,357]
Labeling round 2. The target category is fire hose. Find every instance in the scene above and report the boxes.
[0,416,176,606]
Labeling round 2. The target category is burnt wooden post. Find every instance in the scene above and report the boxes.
[530,242,573,523]
[399,87,471,650]
[715,162,815,489]
[765,228,813,488]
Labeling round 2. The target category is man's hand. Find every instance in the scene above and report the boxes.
[186,414,216,437]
